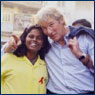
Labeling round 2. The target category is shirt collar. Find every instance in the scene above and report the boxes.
[23,55,45,66]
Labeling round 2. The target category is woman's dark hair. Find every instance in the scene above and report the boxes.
[13,25,51,60]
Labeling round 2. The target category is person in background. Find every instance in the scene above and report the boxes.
[1,7,94,94]
[72,19,92,28]
[1,25,51,94]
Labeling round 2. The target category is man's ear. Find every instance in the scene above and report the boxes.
[59,18,65,25]
[59,20,65,25]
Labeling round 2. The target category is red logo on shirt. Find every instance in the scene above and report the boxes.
[39,77,44,84]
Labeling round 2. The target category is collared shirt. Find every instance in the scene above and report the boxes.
[45,33,94,94]
[1,53,48,94]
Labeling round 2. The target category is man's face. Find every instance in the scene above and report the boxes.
[40,18,64,42]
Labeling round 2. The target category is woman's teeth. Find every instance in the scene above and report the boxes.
[30,43,37,46]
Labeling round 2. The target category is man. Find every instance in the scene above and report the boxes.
[2,7,94,94]
[72,19,92,28]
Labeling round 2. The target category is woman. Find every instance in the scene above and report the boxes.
[1,25,51,94]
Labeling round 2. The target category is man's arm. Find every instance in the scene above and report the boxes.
[1,43,8,55]
[68,36,94,70]
[1,34,20,55]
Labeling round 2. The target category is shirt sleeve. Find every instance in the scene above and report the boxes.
[87,35,94,73]
[1,54,8,88]
[1,54,8,77]
[1,43,8,56]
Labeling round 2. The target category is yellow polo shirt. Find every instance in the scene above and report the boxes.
[1,53,48,94]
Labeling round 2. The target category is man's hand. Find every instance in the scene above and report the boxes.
[68,37,83,58]
[68,37,93,68]
[5,34,21,53]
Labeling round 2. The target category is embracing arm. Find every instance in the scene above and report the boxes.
[1,34,20,55]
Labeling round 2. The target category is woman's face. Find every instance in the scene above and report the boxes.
[25,29,43,53]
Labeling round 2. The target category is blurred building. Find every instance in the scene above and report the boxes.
[1,1,94,47]
[43,1,94,27]
[1,1,43,46]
